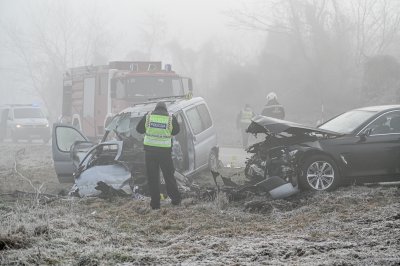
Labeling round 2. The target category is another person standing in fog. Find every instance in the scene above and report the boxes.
[136,101,181,210]
[261,92,285,119]
[236,103,255,148]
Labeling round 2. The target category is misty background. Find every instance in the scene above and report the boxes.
[1,0,400,145]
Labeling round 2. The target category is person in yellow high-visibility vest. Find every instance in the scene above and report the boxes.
[136,101,181,210]
[236,103,255,148]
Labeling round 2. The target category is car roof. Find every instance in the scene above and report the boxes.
[118,97,205,117]
[355,105,400,112]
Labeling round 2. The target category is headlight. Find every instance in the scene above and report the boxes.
[45,123,49,128]
[16,124,22,128]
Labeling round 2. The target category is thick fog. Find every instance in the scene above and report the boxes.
[2,3,400,264]
[1,0,400,145]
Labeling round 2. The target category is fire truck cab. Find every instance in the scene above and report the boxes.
[61,61,193,140]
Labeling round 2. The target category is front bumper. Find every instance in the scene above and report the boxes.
[14,126,50,139]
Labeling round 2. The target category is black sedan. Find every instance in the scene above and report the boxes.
[245,105,400,192]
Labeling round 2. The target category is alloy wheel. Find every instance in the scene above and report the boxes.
[306,161,335,190]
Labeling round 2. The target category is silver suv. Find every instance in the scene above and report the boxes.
[0,104,51,143]
[52,97,219,197]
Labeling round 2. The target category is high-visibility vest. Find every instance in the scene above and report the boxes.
[144,113,173,148]
[240,109,253,124]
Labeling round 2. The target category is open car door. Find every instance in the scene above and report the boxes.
[52,123,94,183]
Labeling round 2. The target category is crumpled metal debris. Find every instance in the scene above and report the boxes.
[211,170,298,200]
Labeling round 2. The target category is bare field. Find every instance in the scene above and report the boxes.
[0,143,400,265]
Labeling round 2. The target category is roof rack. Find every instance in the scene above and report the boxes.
[126,95,189,108]
[147,95,187,101]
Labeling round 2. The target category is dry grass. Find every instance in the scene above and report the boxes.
[0,143,400,265]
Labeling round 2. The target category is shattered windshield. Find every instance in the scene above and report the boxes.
[106,113,142,140]
[319,110,378,134]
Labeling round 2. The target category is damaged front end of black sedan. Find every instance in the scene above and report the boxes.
[232,115,342,198]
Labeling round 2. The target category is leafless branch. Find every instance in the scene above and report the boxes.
[12,148,48,204]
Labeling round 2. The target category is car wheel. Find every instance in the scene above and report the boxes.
[300,154,340,191]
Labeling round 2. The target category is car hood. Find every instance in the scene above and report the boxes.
[247,115,342,136]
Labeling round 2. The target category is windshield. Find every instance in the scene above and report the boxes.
[125,77,183,99]
[105,113,143,140]
[319,110,378,134]
[14,108,44,119]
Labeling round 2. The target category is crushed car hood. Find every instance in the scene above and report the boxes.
[247,115,342,136]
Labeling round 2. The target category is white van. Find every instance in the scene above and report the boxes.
[52,97,219,196]
[0,104,51,143]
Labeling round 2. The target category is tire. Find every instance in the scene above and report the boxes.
[299,154,340,191]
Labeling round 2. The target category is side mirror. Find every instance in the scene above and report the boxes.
[359,128,372,141]
[364,128,372,136]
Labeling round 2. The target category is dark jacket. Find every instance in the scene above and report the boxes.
[261,99,285,119]
[136,104,180,152]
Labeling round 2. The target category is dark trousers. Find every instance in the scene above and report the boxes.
[145,150,181,209]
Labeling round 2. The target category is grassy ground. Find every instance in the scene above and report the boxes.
[0,143,399,265]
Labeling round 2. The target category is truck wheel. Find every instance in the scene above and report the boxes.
[299,154,340,191]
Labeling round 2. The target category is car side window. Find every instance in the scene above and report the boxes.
[186,107,203,135]
[196,104,212,130]
[8,109,13,120]
[185,103,213,135]
[175,112,185,131]
[366,111,400,135]
[56,126,87,152]
[389,112,400,133]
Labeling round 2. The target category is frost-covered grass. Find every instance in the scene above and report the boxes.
[0,143,400,265]
[1,185,400,265]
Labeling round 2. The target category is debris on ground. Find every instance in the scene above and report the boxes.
[0,143,399,264]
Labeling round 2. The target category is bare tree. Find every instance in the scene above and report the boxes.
[230,0,400,57]
[350,0,400,65]
[227,0,400,119]
[0,1,113,120]
[138,12,167,60]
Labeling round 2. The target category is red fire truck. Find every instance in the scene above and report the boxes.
[61,61,193,139]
